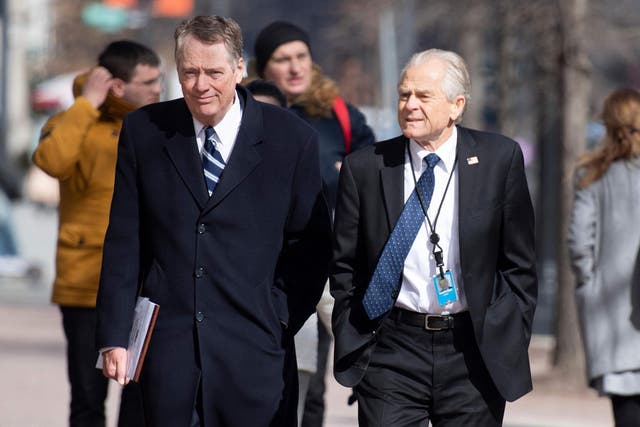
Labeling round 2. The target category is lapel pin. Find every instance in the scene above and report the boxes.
[466,156,479,165]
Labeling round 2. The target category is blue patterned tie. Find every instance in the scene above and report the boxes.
[362,153,441,319]
[203,126,226,196]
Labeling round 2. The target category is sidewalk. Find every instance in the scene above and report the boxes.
[0,298,613,427]
[320,334,614,427]
[502,336,613,427]
[0,202,614,426]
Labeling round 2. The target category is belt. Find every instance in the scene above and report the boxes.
[389,307,470,331]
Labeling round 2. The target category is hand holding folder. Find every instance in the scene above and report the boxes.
[96,297,159,383]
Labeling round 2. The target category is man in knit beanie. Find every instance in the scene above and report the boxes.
[254,21,311,78]
[253,21,313,103]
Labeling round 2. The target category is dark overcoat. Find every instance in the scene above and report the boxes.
[97,86,332,426]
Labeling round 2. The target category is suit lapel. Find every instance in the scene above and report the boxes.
[204,87,262,213]
[456,126,480,250]
[379,137,406,232]
[380,131,480,234]
[163,100,209,210]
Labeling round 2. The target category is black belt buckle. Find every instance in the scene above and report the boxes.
[424,314,448,331]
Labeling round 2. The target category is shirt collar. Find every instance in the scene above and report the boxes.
[193,90,243,146]
[409,126,458,173]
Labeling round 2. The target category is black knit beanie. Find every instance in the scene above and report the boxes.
[253,21,311,78]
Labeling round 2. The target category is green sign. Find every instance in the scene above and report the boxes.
[81,3,129,33]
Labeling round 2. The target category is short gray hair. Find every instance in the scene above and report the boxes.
[400,49,471,122]
[174,15,243,67]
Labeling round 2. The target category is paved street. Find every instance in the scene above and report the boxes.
[0,202,615,426]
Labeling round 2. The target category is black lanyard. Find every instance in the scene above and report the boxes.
[406,140,457,278]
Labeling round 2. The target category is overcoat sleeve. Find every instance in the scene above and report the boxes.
[96,116,141,349]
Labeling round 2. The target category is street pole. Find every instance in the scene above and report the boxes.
[0,0,7,159]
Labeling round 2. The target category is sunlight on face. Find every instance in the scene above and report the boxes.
[177,35,244,125]
[397,58,464,149]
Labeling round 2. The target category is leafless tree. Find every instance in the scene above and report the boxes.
[555,0,591,389]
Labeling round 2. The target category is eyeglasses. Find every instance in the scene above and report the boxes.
[128,75,164,87]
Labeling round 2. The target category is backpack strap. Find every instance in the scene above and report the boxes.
[332,96,352,154]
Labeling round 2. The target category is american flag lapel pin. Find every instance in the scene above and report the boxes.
[466,156,479,165]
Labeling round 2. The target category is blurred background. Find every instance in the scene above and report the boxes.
[1,0,639,425]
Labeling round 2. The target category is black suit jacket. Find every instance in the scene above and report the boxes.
[96,86,331,426]
[331,127,537,402]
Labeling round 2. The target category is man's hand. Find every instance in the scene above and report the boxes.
[101,347,129,385]
[82,66,113,109]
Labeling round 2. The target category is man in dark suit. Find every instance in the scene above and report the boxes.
[331,48,537,426]
[96,16,331,427]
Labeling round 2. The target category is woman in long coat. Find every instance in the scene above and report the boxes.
[568,88,640,427]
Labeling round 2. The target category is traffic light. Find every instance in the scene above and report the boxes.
[152,0,193,17]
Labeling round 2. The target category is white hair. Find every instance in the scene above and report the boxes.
[400,49,471,123]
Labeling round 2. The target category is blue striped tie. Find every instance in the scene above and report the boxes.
[362,153,440,319]
[203,126,226,196]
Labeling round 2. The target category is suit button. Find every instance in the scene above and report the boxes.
[195,266,205,278]
[198,224,206,234]
[196,312,204,322]
[391,289,399,298]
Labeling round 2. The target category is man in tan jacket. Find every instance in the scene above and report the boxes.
[33,40,161,427]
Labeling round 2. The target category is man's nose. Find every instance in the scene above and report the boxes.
[405,94,419,109]
[195,73,208,91]
[290,59,302,74]
[151,81,162,94]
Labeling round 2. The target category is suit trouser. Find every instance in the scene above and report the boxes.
[611,395,640,427]
[60,306,144,427]
[356,310,505,427]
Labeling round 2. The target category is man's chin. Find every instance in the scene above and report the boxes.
[401,128,424,139]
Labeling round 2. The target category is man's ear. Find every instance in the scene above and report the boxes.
[235,57,245,84]
[450,95,466,122]
[110,78,126,98]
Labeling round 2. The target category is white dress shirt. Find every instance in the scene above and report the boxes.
[394,126,468,315]
[193,90,243,164]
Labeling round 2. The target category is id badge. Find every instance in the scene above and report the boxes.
[432,270,458,306]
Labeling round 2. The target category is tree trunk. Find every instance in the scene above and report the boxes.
[553,0,591,389]
[496,0,521,138]
[458,0,487,130]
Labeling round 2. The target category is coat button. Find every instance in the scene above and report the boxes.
[196,312,204,322]
[198,224,206,234]
[391,289,399,298]
[194,266,205,278]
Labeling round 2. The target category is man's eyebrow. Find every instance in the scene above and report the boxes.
[397,86,432,95]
